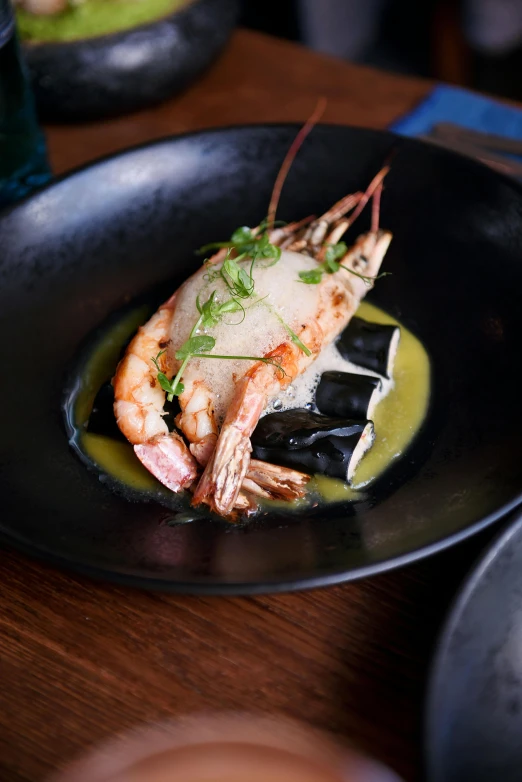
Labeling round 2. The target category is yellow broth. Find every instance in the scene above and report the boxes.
[70,301,430,508]
[349,301,431,489]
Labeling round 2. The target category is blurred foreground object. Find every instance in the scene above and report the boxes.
[0,0,50,206]
[50,714,403,782]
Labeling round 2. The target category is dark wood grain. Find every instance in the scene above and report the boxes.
[44,29,430,175]
[0,28,501,782]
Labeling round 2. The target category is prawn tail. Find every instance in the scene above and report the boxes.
[192,425,252,515]
[134,433,198,492]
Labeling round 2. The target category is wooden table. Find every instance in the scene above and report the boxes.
[0,29,504,782]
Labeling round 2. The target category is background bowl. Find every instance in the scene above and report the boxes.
[21,0,238,121]
[426,512,522,782]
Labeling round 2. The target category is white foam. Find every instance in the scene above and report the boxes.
[264,339,394,417]
[169,250,322,422]
[169,249,396,424]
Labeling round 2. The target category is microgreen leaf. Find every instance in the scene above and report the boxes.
[289,331,312,357]
[299,240,391,287]
[272,309,312,357]
[340,266,392,287]
[238,266,254,291]
[151,350,166,371]
[324,242,347,265]
[198,220,281,267]
[150,351,184,401]
[230,226,253,244]
[175,335,216,360]
[217,299,242,314]
[222,255,242,285]
[168,380,184,397]
[198,240,233,253]
[196,290,219,328]
[298,268,324,284]
[221,254,255,298]
[323,257,340,274]
[156,372,175,394]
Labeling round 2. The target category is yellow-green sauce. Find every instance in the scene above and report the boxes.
[349,301,431,489]
[69,300,430,511]
[17,0,188,43]
[69,303,174,502]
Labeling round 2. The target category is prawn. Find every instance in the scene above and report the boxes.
[192,224,392,515]
[113,105,393,515]
[113,291,310,508]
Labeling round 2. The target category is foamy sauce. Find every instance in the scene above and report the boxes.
[169,250,323,422]
[264,338,393,416]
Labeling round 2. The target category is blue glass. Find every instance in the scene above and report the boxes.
[0,0,51,207]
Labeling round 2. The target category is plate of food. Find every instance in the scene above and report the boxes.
[426,512,522,782]
[15,0,238,120]
[1,121,522,593]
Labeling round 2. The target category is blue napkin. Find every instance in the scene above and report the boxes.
[390,84,522,141]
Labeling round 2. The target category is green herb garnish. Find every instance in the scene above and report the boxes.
[199,222,282,266]
[151,350,185,399]
[297,268,323,285]
[324,242,348,269]
[175,335,216,361]
[221,253,256,299]
[151,289,287,398]
[298,242,390,286]
[151,293,215,401]
[196,290,244,327]
[269,308,311,357]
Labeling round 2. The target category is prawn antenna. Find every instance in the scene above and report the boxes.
[346,165,390,231]
[267,97,327,228]
[371,182,383,234]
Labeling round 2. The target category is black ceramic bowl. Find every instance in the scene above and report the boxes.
[1,124,522,594]
[21,0,238,121]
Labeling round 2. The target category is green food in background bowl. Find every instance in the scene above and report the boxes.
[17,0,189,42]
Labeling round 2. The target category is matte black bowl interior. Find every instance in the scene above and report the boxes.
[1,124,522,593]
[22,0,238,121]
[426,512,522,782]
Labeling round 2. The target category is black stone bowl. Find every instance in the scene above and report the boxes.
[21,0,238,121]
[1,124,522,594]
